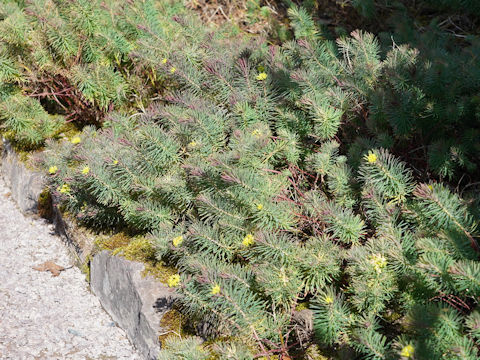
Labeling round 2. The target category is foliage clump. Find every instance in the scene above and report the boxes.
[0,0,186,147]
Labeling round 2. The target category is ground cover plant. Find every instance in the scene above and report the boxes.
[335,0,480,184]
[1,0,480,359]
[0,0,185,147]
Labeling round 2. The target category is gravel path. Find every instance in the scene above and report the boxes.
[0,178,141,359]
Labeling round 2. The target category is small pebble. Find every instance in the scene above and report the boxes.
[68,329,84,337]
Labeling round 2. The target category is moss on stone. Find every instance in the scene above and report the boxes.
[99,233,156,264]
[1,130,43,164]
[38,188,54,219]
[114,237,156,263]
[94,231,190,351]
[97,232,131,252]
[17,149,31,163]
[80,254,92,283]
[95,232,178,285]
[158,309,187,347]
[56,122,81,140]
[143,262,178,285]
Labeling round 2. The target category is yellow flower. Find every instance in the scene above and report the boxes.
[170,67,176,74]
[71,136,81,144]
[172,235,183,247]
[48,166,58,174]
[427,184,433,191]
[58,184,71,194]
[325,295,334,304]
[210,283,221,295]
[242,233,255,247]
[162,58,168,64]
[256,72,267,81]
[400,344,414,358]
[256,203,264,211]
[367,151,377,164]
[188,140,198,148]
[167,274,181,288]
[113,160,119,165]
[251,129,262,137]
[369,253,387,273]
[81,166,90,175]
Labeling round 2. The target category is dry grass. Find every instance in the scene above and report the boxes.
[185,0,286,35]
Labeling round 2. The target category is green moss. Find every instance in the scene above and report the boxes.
[1,121,82,171]
[55,121,82,141]
[303,344,330,360]
[18,149,32,163]
[114,236,156,262]
[38,188,54,219]
[98,233,156,263]
[96,232,131,252]
[383,310,403,323]
[143,262,178,285]
[295,301,310,311]
[95,232,178,286]
[0,129,14,142]
[158,309,188,347]
[80,254,92,283]
[1,129,45,158]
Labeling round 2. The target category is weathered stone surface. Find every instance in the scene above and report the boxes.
[91,251,179,360]
[52,207,96,266]
[1,139,44,214]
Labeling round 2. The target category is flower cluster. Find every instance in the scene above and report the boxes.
[242,234,255,247]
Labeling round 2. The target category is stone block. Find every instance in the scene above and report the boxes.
[1,139,44,214]
[91,250,180,360]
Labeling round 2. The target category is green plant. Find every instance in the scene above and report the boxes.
[0,0,150,147]
[0,92,63,149]
[24,1,480,359]
[283,3,480,182]
[349,0,480,18]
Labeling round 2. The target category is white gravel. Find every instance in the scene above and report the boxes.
[0,178,141,359]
